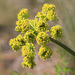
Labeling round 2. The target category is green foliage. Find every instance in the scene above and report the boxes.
[13,71,33,75]
[13,71,50,75]
[13,71,18,75]
[44,72,50,75]
[57,48,66,59]
[55,61,74,75]
[9,3,63,69]
[56,48,75,75]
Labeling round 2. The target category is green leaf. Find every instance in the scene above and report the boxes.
[13,71,18,75]
[20,72,23,75]
[44,73,47,75]
[56,73,61,75]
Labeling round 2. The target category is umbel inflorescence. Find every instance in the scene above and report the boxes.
[9,3,63,69]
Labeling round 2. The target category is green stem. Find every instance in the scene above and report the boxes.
[49,37,75,57]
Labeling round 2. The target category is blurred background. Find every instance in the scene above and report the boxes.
[0,0,75,75]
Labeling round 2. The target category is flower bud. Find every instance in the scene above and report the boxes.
[22,43,35,58]
[46,10,58,21]
[35,20,48,32]
[42,3,55,14]
[22,57,36,69]
[38,45,52,59]
[24,30,36,43]
[15,19,31,33]
[50,25,63,39]
[9,38,22,51]
[16,34,26,45]
[36,32,50,45]
[35,12,48,21]
[17,9,29,20]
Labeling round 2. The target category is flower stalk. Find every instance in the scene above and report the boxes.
[49,37,75,57]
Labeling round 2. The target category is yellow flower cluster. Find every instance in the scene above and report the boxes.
[17,9,29,20]
[38,45,52,59]
[46,10,58,21]
[35,3,58,21]
[9,34,26,51]
[50,25,63,39]
[42,4,55,13]
[42,4,58,21]
[36,32,50,45]
[22,43,35,58]
[22,57,36,69]
[24,30,36,43]
[22,43,36,69]
[9,3,63,69]
[15,19,31,33]
[35,20,48,32]
[16,34,26,45]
